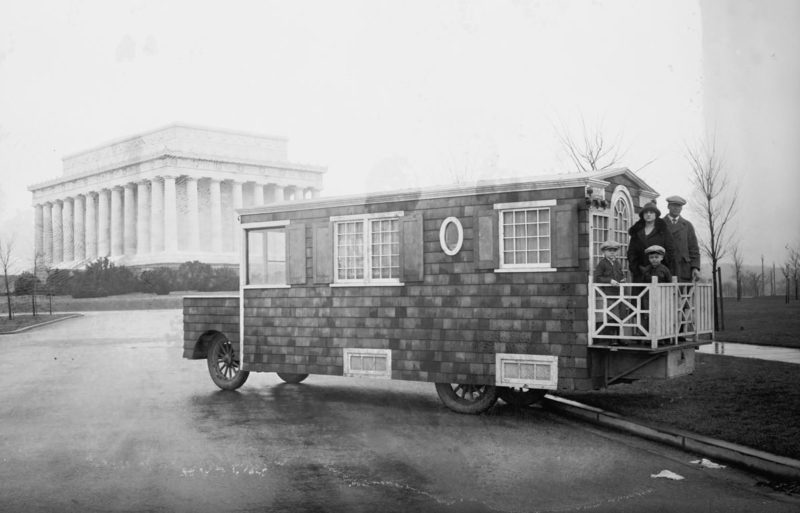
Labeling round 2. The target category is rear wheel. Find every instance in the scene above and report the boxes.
[434,383,498,414]
[498,387,547,408]
[277,372,308,384]
[206,335,249,390]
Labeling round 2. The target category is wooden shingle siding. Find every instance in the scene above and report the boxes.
[182,296,240,359]
[236,184,599,391]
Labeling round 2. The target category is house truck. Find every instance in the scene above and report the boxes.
[183,168,713,413]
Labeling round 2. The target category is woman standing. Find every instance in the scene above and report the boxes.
[627,202,676,282]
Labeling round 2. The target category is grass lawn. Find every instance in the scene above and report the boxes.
[3,290,236,314]
[718,296,800,348]
[560,353,800,460]
[0,313,79,334]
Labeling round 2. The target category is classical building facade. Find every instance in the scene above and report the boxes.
[28,124,325,269]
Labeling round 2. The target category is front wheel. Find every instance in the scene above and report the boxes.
[434,383,498,414]
[277,372,308,384]
[498,387,547,408]
[207,335,249,390]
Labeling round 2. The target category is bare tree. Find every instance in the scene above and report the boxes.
[743,271,761,298]
[554,116,655,173]
[0,237,15,320]
[787,244,800,301]
[731,243,744,301]
[686,137,738,330]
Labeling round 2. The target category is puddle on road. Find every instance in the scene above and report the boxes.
[698,342,800,364]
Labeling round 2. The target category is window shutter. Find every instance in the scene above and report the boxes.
[400,213,424,282]
[312,222,333,284]
[475,210,498,270]
[552,204,579,268]
[286,223,307,285]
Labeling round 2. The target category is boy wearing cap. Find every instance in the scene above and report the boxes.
[643,245,673,283]
[594,240,626,285]
[664,195,700,282]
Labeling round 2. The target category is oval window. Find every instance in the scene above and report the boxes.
[439,217,464,256]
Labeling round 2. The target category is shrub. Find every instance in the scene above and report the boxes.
[14,272,42,296]
[176,261,214,291]
[138,268,176,295]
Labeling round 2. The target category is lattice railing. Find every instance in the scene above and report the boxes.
[589,280,714,350]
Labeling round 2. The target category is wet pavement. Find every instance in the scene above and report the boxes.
[1,310,798,512]
[698,341,800,364]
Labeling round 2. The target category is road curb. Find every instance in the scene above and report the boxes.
[0,314,83,335]
[543,395,800,480]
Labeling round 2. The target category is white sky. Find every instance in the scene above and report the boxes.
[1,0,793,270]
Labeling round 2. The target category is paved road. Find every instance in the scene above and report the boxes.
[1,310,797,513]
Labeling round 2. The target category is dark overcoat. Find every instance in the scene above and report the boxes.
[594,258,625,283]
[627,217,676,282]
[664,216,700,281]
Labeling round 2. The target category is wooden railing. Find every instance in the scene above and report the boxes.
[589,279,714,350]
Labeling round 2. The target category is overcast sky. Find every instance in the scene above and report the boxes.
[0,0,796,270]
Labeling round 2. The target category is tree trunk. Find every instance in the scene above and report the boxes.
[712,265,720,331]
[717,267,725,331]
[3,271,12,320]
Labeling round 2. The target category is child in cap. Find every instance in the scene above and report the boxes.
[594,240,626,285]
[643,245,673,283]
[594,240,627,345]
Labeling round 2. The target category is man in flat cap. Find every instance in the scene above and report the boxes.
[664,195,700,282]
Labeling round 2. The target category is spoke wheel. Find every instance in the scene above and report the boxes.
[498,387,547,408]
[277,372,309,384]
[206,335,249,390]
[435,382,498,414]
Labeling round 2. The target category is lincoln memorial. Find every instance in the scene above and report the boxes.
[28,124,325,269]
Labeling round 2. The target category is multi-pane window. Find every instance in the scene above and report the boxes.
[246,228,286,285]
[612,197,631,278]
[500,208,551,268]
[335,215,400,283]
[592,213,610,267]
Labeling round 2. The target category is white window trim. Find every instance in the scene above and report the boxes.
[332,211,404,285]
[241,220,291,288]
[343,348,392,379]
[495,200,555,271]
[330,282,405,287]
[493,199,557,210]
[439,216,464,256]
[495,353,558,390]
[330,210,404,222]
[590,210,611,267]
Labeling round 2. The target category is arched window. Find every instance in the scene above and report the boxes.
[610,187,633,279]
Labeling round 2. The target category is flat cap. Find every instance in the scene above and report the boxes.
[666,195,687,206]
[645,245,665,255]
[600,240,621,250]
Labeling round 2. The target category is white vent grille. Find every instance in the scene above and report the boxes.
[495,353,558,389]
[343,348,392,379]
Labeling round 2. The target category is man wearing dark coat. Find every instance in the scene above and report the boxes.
[627,202,676,282]
[664,195,701,282]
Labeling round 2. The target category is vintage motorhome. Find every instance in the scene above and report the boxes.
[183,168,714,413]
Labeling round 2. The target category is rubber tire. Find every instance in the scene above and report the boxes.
[498,388,547,408]
[276,372,309,384]
[434,383,499,414]
[206,335,249,391]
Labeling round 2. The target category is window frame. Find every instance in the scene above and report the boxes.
[240,220,291,289]
[330,211,404,286]
[494,199,557,273]
[590,186,634,281]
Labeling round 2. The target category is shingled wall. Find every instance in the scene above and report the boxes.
[183,295,239,359]
[239,184,601,392]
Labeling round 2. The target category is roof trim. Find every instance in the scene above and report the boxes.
[61,123,289,160]
[238,172,616,217]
